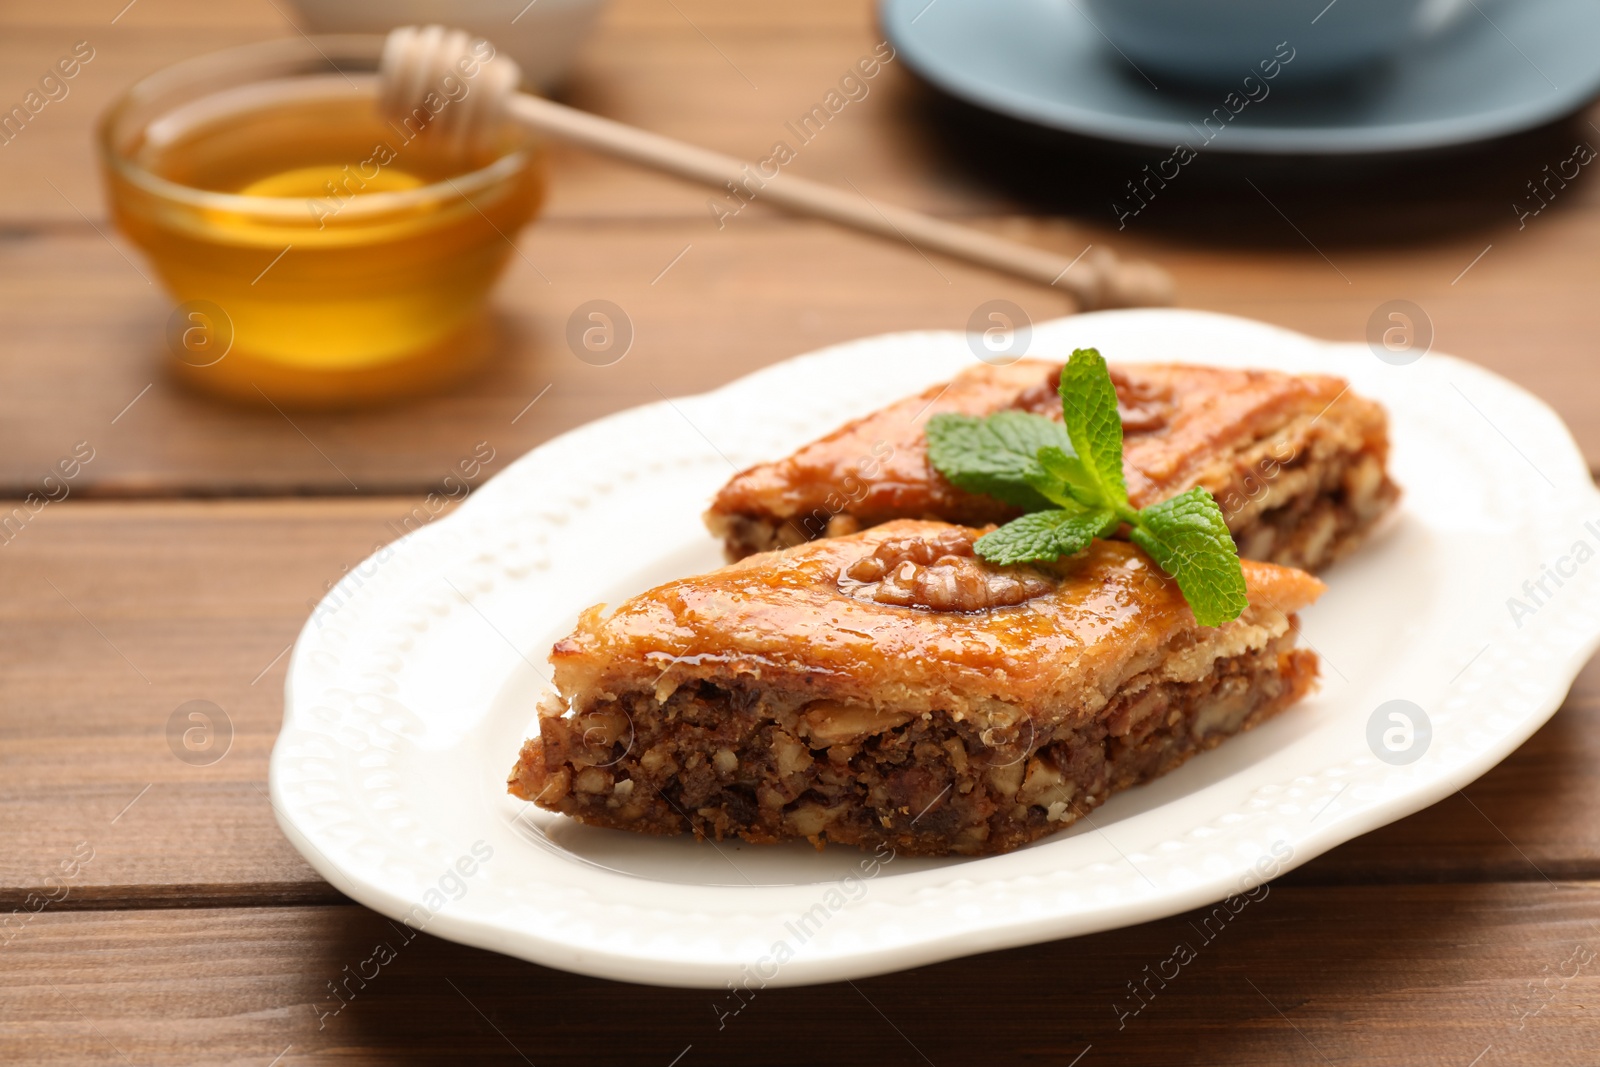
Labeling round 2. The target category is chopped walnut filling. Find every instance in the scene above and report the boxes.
[1012,365,1175,435]
[838,528,1057,612]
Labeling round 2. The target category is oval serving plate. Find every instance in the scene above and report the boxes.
[270,308,1600,988]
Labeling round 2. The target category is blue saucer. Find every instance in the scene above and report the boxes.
[879,0,1600,154]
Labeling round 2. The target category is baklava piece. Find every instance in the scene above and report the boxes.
[509,520,1324,857]
[706,361,1398,571]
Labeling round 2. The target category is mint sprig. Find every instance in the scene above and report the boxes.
[925,409,1073,512]
[924,348,1248,626]
[974,507,1118,566]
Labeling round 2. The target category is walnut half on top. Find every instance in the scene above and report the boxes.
[836,525,1057,612]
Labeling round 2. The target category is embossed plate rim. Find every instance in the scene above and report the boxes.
[271,308,1600,987]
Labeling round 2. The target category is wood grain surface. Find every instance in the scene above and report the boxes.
[2,0,1599,495]
[3,500,1599,912]
[3,0,1600,1062]
[5,887,1599,1066]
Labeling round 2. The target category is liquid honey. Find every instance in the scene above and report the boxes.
[105,77,544,406]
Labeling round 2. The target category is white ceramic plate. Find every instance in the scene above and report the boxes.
[270,309,1600,988]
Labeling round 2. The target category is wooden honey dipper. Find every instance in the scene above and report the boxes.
[378,24,1174,310]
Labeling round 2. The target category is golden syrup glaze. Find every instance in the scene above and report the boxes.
[706,360,1386,533]
[549,520,1325,729]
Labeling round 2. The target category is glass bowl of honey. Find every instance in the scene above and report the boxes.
[99,35,545,407]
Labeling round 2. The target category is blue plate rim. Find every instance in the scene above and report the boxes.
[880,0,1600,155]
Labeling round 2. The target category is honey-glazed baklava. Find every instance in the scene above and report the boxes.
[706,361,1397,572]
[509,519,1324,857]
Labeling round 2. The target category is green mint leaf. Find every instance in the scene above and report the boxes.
[1034,445,1102,507]
[1129,487,1248,627]
[974,507,1118,566]
[928,352,1247,628]
[1022,466,1076,511]
[1058,348,1128,507]
[926,410,1074,511]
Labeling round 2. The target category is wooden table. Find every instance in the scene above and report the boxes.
[5,1,1600,1062]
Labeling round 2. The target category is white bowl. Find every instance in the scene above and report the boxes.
[286,0,608,90]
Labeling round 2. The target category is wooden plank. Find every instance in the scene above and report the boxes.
[4,886,1599,1064]
[0,221,1078,498]
[0,499,409,902]
[7,0,1596,232]
[4,1,1600,494]
[0,0,999,227]
[5,0,1597,1057]
[3,500,1600,907]
[5,206,1600,496]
